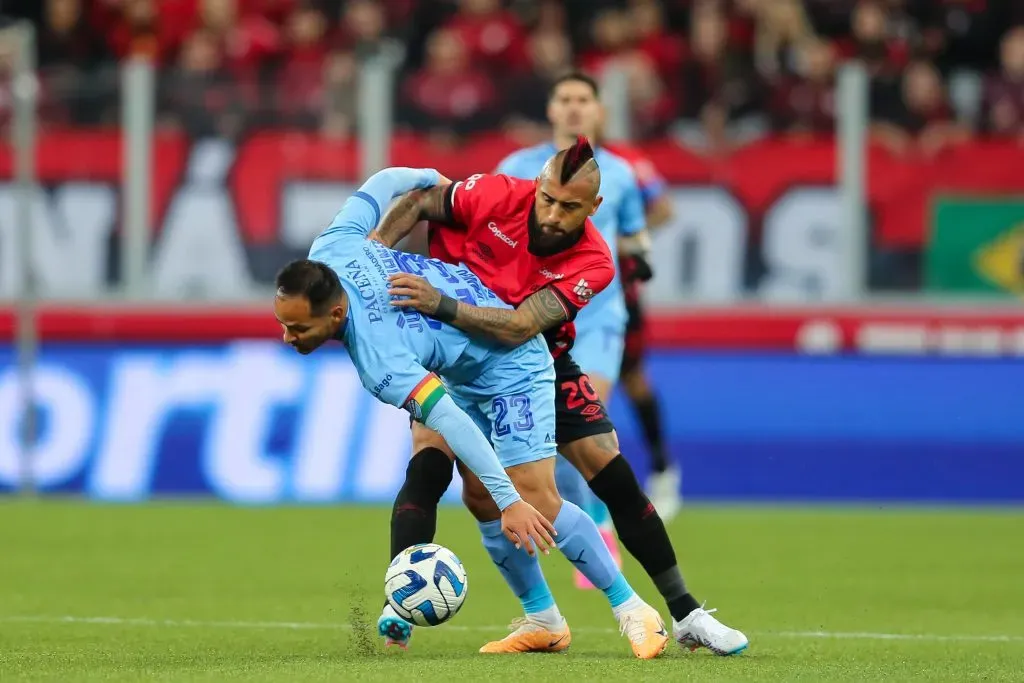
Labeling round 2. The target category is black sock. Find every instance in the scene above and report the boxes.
[588,454,677,575]
[389,447,454,561]
[588,454,700,621]
[632,394,669,473]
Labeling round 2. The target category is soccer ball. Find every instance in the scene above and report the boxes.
[384,543,468,627]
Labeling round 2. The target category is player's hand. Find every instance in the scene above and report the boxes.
[621,254,654,283]
[500,500,557,557]
[388,273,442,315]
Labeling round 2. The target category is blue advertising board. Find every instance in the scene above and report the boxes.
[1,342,1021,504]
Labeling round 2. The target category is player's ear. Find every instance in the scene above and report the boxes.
[330,303,345,324]
[590,195,603,216]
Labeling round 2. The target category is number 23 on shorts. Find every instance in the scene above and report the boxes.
[492,394,534,437]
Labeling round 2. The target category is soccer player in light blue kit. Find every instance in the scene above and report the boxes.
[496,72,650,588]
[273,166,667,657]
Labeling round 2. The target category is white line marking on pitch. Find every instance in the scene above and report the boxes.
[1,615,1022,643]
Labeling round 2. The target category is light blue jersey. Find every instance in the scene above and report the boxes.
[308,168,558,481]
[497,143,645,382]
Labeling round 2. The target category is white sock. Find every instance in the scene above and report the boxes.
[611,594,647,621]
[527,605,565,630]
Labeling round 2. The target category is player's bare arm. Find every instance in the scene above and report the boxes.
[388,274,568,346]
[645,195,674,229]
[618,230,651,255]
[370,180,452,247]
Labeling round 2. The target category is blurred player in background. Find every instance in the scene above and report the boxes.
[374,140,748,656]
[275,166,665,658]
[599,138,682,521]
[495,72,650,588]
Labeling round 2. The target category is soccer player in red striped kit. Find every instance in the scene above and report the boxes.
[372,137,747,657]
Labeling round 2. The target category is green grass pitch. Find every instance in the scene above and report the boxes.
[1,500,1022,682]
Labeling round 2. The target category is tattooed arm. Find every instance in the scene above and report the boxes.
[387,274,570,347]
[370,182,452,248]
[449,287,569,346]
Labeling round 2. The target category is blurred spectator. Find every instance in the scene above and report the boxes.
[198,0,282,74]
[275,4,328,128]
[14,0,1024,146]
[679,2,764,151]
[321,50,358,138]
[980,26,1024,140]
[533,0,568,34]
[836,0,909,77]
[38,0,108,68]
[770,38,837,135]
[107,0,184,64]
[400,28,499,140]
[443,0,529,74]
[579,9,634,76]
[161,28,248,139]
[748,0,819,79]
[873,59,969,155]
[38,0,114,125]
[503,30,574,130]
[630,0,687,81]
[337,0,393,60]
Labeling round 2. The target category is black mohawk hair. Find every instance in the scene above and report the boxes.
[560,135,595,185]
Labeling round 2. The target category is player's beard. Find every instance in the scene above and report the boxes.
[527,205,585,257]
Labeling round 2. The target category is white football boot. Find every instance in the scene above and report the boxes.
[673,603,748,655]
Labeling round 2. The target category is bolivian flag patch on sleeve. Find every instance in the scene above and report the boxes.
[403,374,446,421]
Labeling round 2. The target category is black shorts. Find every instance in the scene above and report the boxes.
[620,283,646,376]
[554,352,615,445]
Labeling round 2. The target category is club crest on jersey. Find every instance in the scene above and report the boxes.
[572,278,593,301]
[488,222,518,248]
[540,268,563,280]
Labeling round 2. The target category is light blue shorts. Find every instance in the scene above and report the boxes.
[571,324,626,385]
[447,337,557,469]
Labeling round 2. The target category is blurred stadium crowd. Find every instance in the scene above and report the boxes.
[3,0,1024,152]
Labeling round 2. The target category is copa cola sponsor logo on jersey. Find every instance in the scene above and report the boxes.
[540,268,564,280]
[488,222,518,249]
[572,278,594,301]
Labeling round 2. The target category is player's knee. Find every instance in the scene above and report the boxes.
[559,431,619,480]
[410,422,455,459]
[505,459,562,520]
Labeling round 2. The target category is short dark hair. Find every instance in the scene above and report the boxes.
[549,72,600,101]
[275,259,343,314]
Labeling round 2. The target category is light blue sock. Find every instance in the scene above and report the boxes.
[555,454,594,512]
[589,499,612,527]
[478,519,555,614]
[553,501,637,608]
[555,455,612,528]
